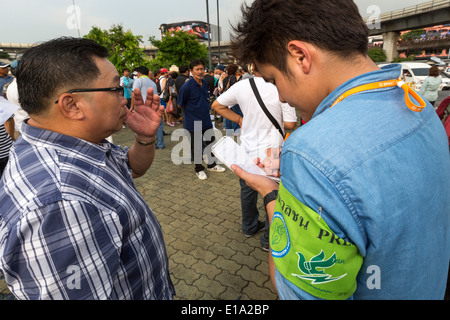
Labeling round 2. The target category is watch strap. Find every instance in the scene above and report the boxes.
[263,190,278,209]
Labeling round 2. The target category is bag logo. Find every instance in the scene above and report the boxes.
[292,250,347,284]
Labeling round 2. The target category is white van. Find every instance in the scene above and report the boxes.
[378,62,450,91]
[445,66,450,75]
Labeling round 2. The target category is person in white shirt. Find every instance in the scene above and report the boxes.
[212,75,297,250]
[4,60,29,135]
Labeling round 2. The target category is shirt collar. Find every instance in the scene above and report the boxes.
[21,121,110,165]
[190,77,206,87]
[313,64,402,118]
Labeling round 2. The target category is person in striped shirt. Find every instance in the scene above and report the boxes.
[0,37,175,300]
[0,124,12,177]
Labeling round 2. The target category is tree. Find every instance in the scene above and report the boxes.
[0,52,10,60]
[148,31,209,72]
[392,56,415,63]
[400,29,426,41]
[368,47,387,63]
[84,24,150,72]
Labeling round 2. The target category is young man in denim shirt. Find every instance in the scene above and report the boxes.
[230,0,450,300]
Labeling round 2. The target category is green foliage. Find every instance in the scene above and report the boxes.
[0,52,10,59]
[368,47,387,63]
[84,24,150,73]
[392,56,415,63]
[148,31,209,72]
[84,26,211,75]
[400,29,426,41]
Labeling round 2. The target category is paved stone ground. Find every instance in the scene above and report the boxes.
[129,122,278,300]
[0,120,278,300]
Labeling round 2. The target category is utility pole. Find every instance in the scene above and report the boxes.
[206,0,212,70]
[72,0,81,38]
[217,0,221,64]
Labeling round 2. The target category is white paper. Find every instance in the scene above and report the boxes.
[0,97,19,124]
[212,136,280,181]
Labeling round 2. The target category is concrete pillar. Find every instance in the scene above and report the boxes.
[382,31,400,62]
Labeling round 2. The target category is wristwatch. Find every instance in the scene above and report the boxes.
[263,190,278,209]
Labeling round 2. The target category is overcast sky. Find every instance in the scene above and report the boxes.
[3,0,431,45]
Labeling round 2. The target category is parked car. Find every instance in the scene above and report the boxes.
[444,66,450,76]
[378,62,450,91]
[440,72,450,90]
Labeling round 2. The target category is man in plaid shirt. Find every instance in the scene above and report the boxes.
[0,37,175,300]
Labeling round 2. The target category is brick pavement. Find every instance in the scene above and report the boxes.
[0,121,278,300]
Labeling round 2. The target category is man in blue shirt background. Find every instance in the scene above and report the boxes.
[120,67,133,109]
[177,59,225,180]
[133,65,164,149]
[0,63,13,93]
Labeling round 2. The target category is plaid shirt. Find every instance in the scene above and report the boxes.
[0,122,174,300]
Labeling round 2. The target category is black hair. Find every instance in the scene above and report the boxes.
[189,59,205,70]
[231,0,369,73]
[133,66,149,75]
[179,65,189,74]
[16,37,108,115]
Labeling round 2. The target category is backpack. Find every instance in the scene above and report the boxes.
[444,116,450,149]
[156,78,162,95]
[162,78,170,102]
[436,96,450,123]
[170,82,177,98]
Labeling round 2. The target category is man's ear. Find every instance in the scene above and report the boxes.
[286,40,313,74]
[56,94,86,120]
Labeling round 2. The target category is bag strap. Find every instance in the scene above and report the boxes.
[249,78,285,138]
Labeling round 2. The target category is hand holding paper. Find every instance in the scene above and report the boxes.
[254,147,281,178]
[211,137,280,182]
[0,97,19,124]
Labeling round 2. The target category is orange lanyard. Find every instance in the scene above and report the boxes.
[284,79,426,143]
[330,79,426,112]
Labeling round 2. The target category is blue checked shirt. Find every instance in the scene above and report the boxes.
[0,122,175,300]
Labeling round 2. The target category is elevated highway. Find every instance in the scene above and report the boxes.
[363,0,450,61]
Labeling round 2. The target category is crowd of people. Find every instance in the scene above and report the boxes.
[0,0,449,301]
[116,60,291,180]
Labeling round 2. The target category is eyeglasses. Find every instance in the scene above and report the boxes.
[54,86,124,103]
